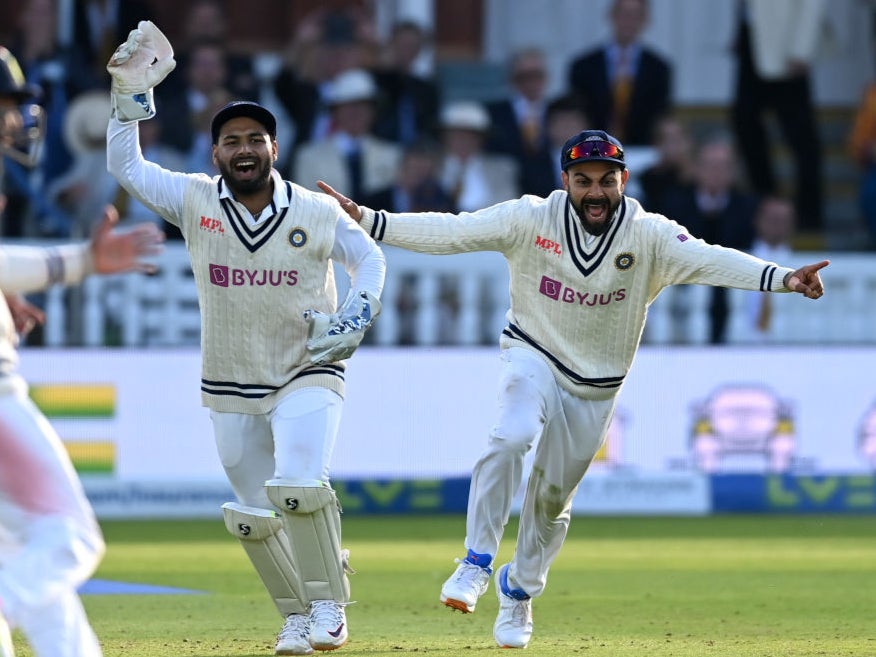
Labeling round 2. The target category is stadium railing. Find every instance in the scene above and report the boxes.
[22,241,875,347]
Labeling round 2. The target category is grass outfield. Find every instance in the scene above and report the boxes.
[13,514,876,657]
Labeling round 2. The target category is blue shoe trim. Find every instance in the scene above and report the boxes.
[499,564,530,600]
[463,548,493,573]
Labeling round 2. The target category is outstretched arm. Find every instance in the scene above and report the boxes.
[318,180,362,222]
[0,205,164,294]
[782,260,829,299]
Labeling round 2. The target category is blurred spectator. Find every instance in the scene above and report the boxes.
[273,6,379,151]
[638,113,695,216]
[156,38,233,174]
[847,79,876,249]
[45,89,116,238]
[439,100,519,212]
[69,0,155,80]
[159,0,257,102]
[292,68,401,198]
[731,0,828,233]
[485,47,551,162]
[372,20,440,144]
[6,0,101,236]
[361,138,454,345]
[518,94,589,198]
[566,0,671,146]
[360,138,453,213]
[743,195,797,342]
[663,133,757,344]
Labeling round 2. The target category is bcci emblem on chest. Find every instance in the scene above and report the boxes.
[289,228,308,248]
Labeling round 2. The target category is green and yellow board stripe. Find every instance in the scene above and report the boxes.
[29,384,115,418]
[64,441,115,474]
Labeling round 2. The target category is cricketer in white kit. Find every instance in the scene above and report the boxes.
[0,39,164,657]
[319,128,828,649]
[105,21,385,656]
[0,209,164,657]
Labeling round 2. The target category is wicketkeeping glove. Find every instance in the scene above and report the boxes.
[106,21,176,123]
[304,291,382,366]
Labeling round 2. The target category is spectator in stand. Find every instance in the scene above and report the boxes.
[361,138,454,345]
[273,6,380,152]
[69,0,155,81]
[5,0,101,237]
[743,195,797,342]
[731,0,828,234]
[45,90,117,239]
[662,133,757,344]
[518,94,590,199]
[371,20,440,145]
[638,113,695,217]
[440,100,519,213]
[486,47,551,165]
[847,79,876,249]
[155,38,234,175]
[158,0,257,102]
[566,0,671,146]
[292,68,401,200]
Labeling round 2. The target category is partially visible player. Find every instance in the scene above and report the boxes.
[319,128,828,649]
[0,45,165,657]
[106,22,385,655]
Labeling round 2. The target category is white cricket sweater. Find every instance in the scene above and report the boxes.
[108,118,385,414]
[0,243,94,395]
[360,192,796,400]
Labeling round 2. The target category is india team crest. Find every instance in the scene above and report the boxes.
[614,252,635,270]
[289,228,308,247]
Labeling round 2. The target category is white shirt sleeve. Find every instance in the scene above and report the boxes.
[330,214,386,300]
[0,243,93,294]
[106,117,191,225]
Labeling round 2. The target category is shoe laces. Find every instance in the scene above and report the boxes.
[453,559,489,586]
[278,613,309,641]
[310,600,345,627]
[508,597,532,626]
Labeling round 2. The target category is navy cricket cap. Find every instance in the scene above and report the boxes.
[560,129,625,171]
[211,101,277,143]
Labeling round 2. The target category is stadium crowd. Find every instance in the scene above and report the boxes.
[0,0,870,346]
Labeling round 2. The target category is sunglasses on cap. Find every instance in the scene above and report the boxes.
[565,139,624,163]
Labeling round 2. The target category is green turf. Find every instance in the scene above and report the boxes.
[12,515,876,656]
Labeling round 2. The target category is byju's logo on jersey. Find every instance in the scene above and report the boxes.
[200,215,224,234]
[539,276,563,299]
[534,235,562,256]
[209,263,299,287]
[538,275,626,306]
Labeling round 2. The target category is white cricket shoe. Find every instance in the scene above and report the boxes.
[493,564,533,649]
[309,600,348,651]
[440,560,491,613]
[275,613,313,655]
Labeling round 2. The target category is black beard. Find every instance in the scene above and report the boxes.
[219,160,272,196]
[570,196,621,236]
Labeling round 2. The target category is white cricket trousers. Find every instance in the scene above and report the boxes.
[466,347,617,597]
[0,385,105,657]
[211,387,343,509]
